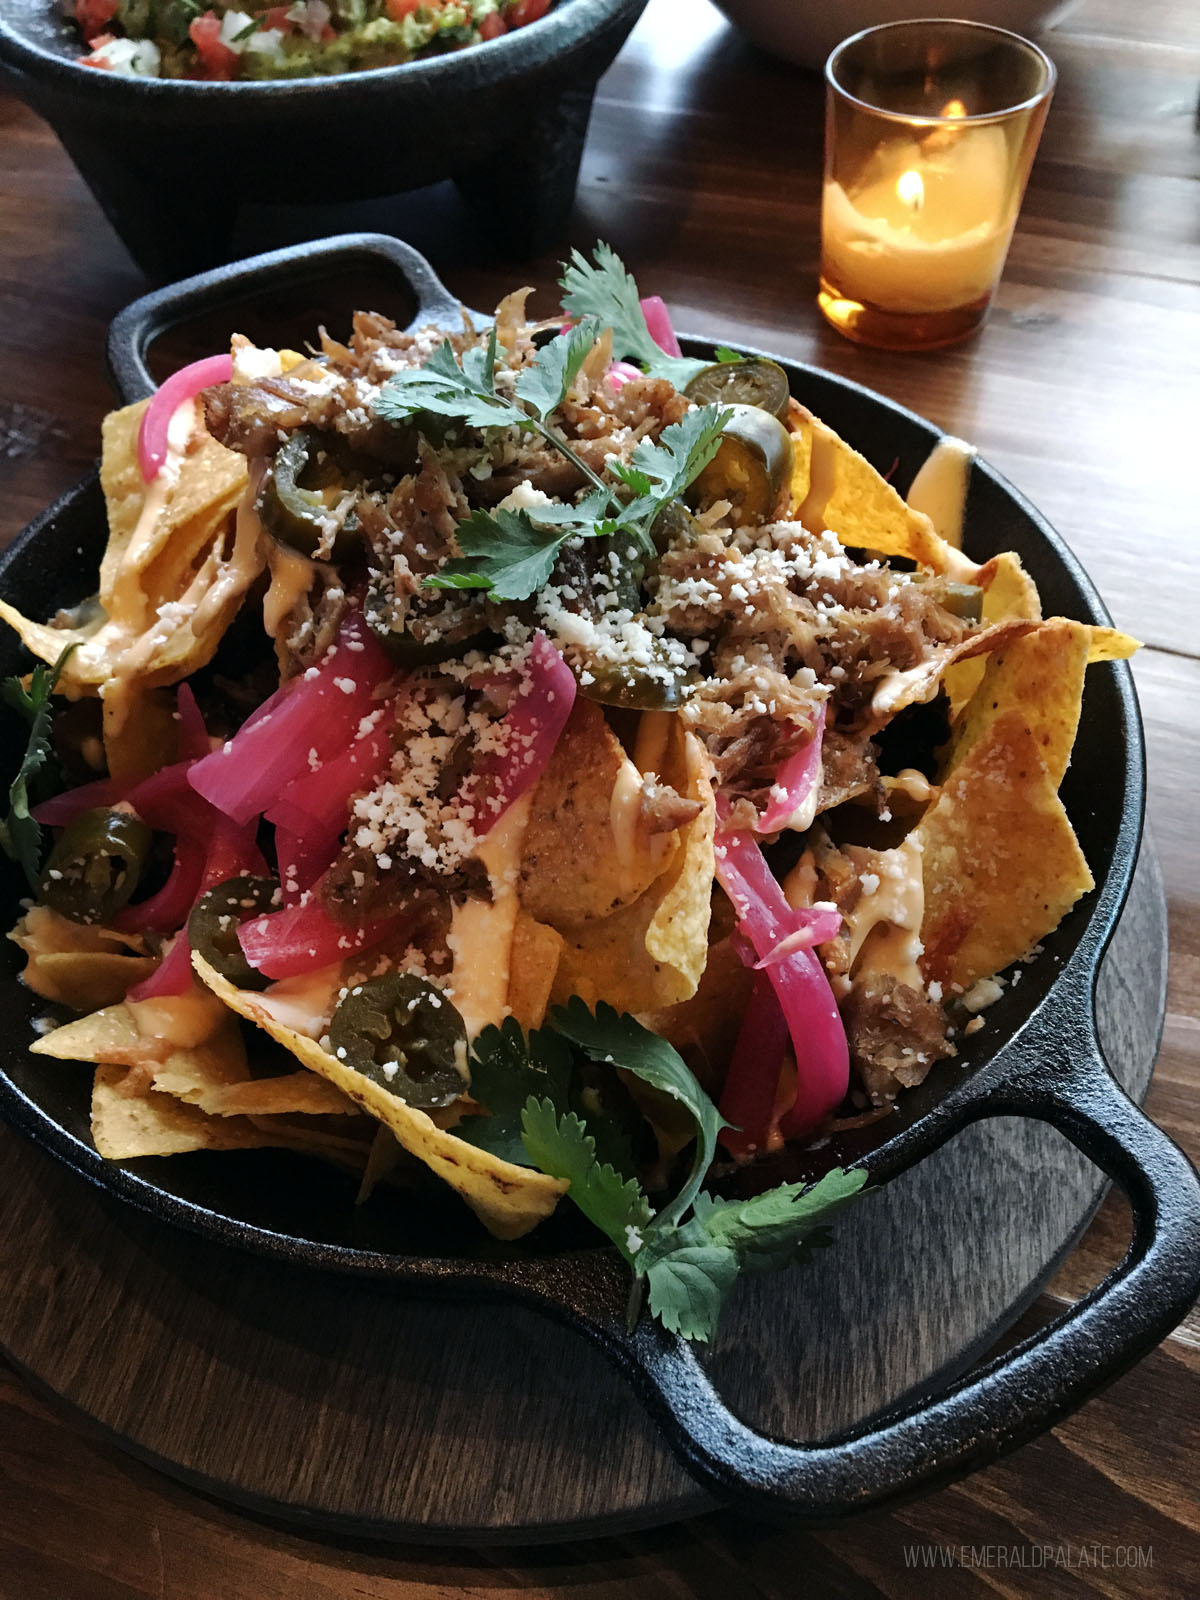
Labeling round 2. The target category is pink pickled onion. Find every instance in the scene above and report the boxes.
[238,894,403,981]
[33,779,122,827]
[137,354,233,481]
[175,683,211,762]
[461,632,575,834]
[128,813,265,999]
[755,704,825,835]
[752,905,843,969]
[714,828,849,1137]
[188,614,393,826]
[718,971,791,1161]
[640,295,683,358]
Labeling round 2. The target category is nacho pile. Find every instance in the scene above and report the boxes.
[2,246,1137,1260]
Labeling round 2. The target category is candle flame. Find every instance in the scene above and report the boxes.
[940,97,969,120]
[896,169,925,211]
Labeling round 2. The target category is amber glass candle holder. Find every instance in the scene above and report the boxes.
[819,19,1055,351]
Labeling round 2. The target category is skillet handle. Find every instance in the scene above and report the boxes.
[577,1047,1200,1522]
[105,232,471,404]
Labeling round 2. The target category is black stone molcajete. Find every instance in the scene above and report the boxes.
[0,0,647,278]
[1,234,1197,1523]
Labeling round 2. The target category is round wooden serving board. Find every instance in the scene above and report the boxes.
[0,844,1167,1544]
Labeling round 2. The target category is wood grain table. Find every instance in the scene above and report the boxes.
[1,0,1197,1593]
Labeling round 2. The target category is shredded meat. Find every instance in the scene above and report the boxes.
[819,729,881,812]
[841,974,955,1104]
[640,778,703,834]
[682,662,821,822]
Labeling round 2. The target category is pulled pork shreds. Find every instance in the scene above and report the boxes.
[197,300,992,1119]
[840,974,956,1105]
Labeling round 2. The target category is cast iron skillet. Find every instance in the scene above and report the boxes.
[1,234,1197,1523]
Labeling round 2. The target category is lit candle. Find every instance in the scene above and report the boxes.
[821,114,1015,315]
[818,21,1055,350]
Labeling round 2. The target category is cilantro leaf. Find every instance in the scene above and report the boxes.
[514,318,601,423]
[0,642,77,890]
[690,1168,869,1271]
[520,1097,652,1264]
[558,243,708,388]
[550,999,727,1234]
[376,332,523,432]
[626,405,732,507]
[424,507,569,603]
[644,1221,740,1342]
[714,346,742,364]
[455,1019,572,1166]
[639,1168,870,1342]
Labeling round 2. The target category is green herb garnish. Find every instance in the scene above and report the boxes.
[0,641,78,891]
[559,242,711,389]
[461,1001,868,1343]
[375,323,730,603]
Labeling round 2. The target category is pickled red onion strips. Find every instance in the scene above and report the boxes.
[137,354,233,481]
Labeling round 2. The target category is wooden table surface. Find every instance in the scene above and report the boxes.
[1,0,1197,1593]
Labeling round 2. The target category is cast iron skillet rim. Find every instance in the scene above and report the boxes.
[0,0,641,99]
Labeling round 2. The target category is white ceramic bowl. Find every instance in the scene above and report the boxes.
[711,0,1079,71]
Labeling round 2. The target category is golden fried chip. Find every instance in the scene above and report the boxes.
[918,711,1094,990]
[32,1003,151,1064]
[9,905,157,1013]
[550,729,715,1012]
[868,617,1037,728]
[193,952,567,1240]
[519,700,677,926]
[0,401,261,712]
[507,910,563,1031]
[943,551,1043,714]
[91,1062,289,1159]
[1087,626,1141,663]
[791,411,955,572]
[948,618,1092,788]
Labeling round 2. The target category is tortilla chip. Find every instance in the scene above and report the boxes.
[9,906,158,1010]
[0,407,260,707]
[637,934,755,1087]
[519,700,677,926]
[192,952,566,1240]
[156,1059,357,1118]
[1087,626,1141,663]
[947,619,1092,788]
[550,729,716,1012]
[868,617,1037,728]
[91,1062,290,1159]
[99,401,248,614]
[356,1125,405,1204]
[943,551,1043,713]
[918,711,1094,990]
[32,1002,152,1064]
[791,411,954,572]
[507,911,563,1031]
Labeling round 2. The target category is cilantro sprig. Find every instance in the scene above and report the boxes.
[458,1002,868,1343]
[375,320,730,603]
[559,242,711,390]
[0,642,77,891]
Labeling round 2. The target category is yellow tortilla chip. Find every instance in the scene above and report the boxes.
[91,1062,294,1159]
[10,907,158,1010]
[947,618,1091,788]
[918,711,1094,990]
[192,952,566,1240]
[0,403,260,710]
[868,617,1037,728]
[98,401,248,613]
[944,551,1043,713]
[519,700,677,926]
[1086,625,1140,663]
[791,411,954,572]
[507,910,563,1031]
[550,729,716,1012]
[33,1002,152,1064]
